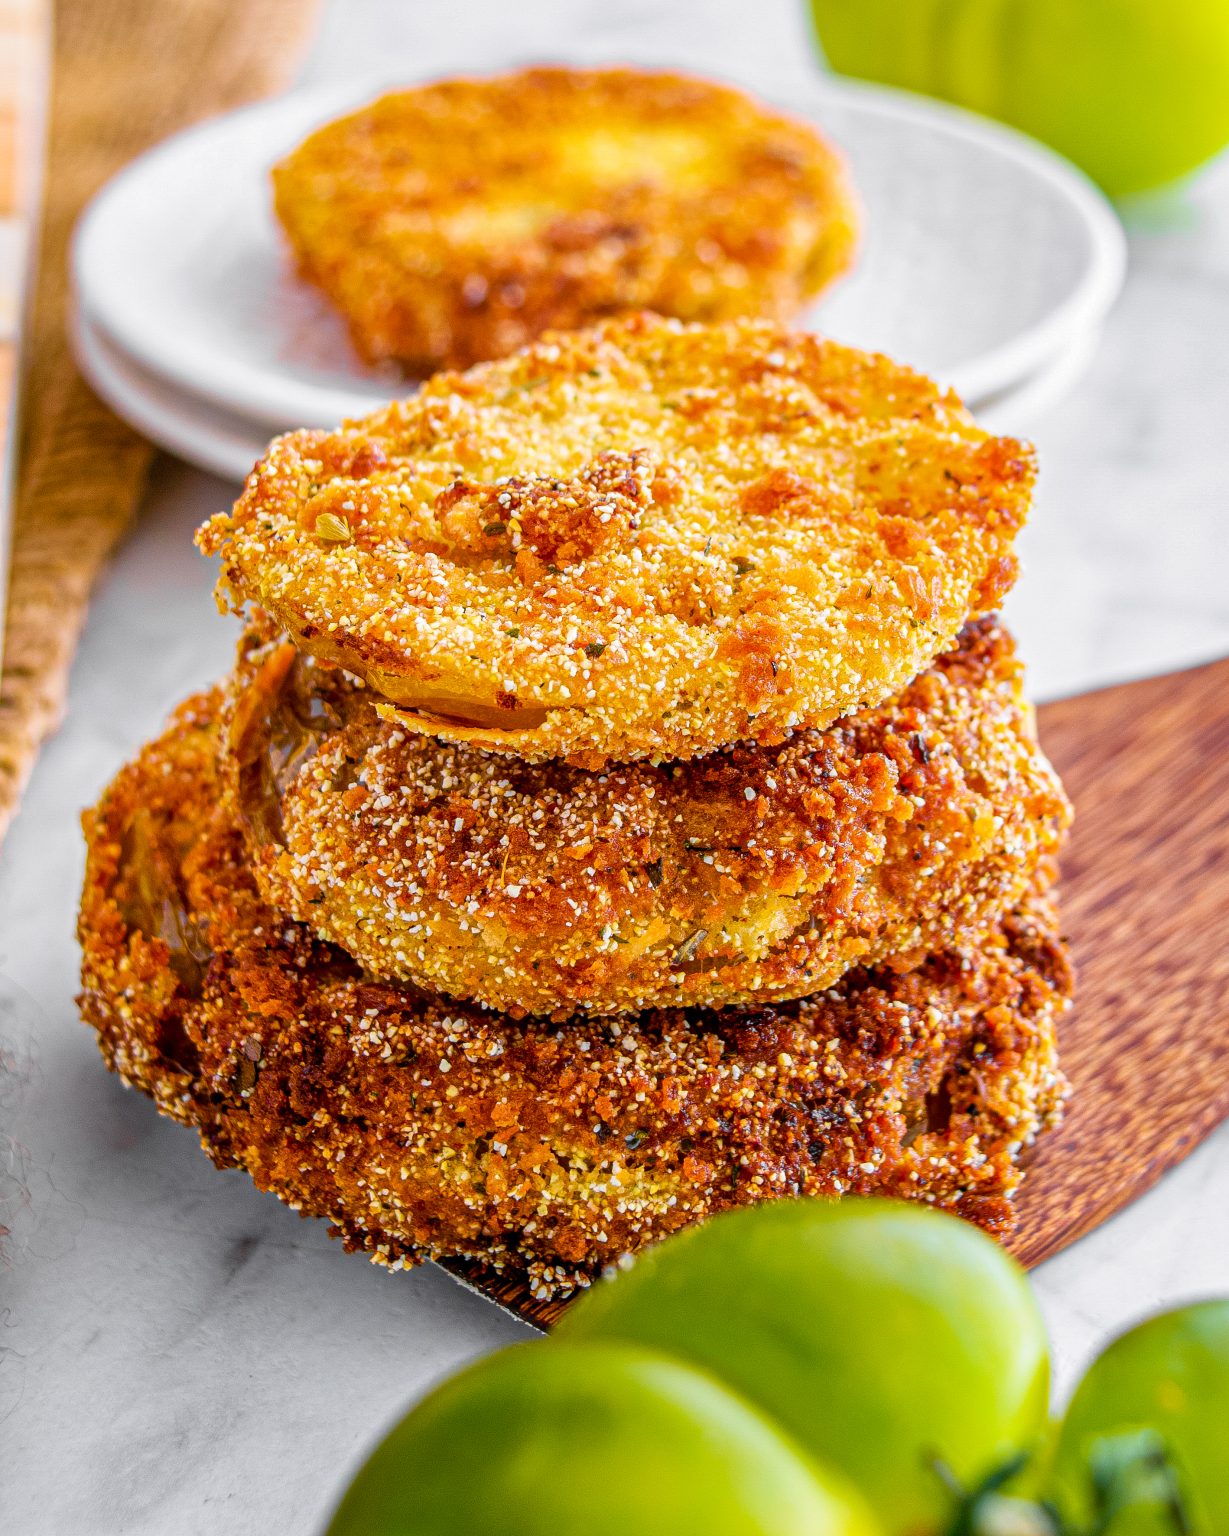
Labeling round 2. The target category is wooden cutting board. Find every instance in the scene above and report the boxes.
[439,652,1229,1328]
[1010,653,1229,1263]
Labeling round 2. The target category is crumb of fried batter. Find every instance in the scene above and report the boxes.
[78,688,1071,1298]
[223,616,1070,1019]
[272,67,859,372]
[198,315,1036,767]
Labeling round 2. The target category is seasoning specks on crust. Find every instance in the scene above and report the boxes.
[225,616,1070,1019]
[199,315,1035,767]
[272,67,859,372]
[79,689,1071,1299]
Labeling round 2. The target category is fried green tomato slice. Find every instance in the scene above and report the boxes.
[198,315,1035,767]
[79,689,1070,1299]
[224,616,1070,1019]
[272,67,859,373]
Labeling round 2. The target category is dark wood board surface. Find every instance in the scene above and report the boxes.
[1009,654,1229,1263]
[438,655,1229,1330]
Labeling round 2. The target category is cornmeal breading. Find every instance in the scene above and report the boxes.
[225,617,1070,1019]
[199,316,1034,767]
[272,68,859,371]
[79,688,1070,1299]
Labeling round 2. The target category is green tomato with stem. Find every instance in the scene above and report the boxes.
[325,1338,880,1536]
[808,0,1229,196]
[1047,1299,1229,1533]
[558,1198,1050,1534]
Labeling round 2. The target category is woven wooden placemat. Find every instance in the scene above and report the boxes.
[0,0,320,846]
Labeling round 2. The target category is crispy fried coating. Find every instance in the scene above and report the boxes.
[272,68,859,372]
[225,617,1070,1019]
[79,689,1070,1298]
[199,316,1035,767]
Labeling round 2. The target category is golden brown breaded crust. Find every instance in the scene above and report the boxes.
[225,617,1070,1019]
[199,316,1035,766]
[79,689,1070,1298]
[272,68,859,372]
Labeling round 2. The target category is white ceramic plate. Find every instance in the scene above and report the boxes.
[72,303,1101,486]
[72,73,1125,432]
[70,307,273,482]
[976,322,1102,436]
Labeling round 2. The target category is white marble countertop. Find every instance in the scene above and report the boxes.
[4,3,1229,1530]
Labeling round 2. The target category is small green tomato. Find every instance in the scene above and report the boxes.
[558,1198,1050,1534]
[1047,1299,1229,1533]
[808,0,1229,196]
[325,1338,880,1536]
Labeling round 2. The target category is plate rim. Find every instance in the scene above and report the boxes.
[786,77,1126,400]
[70,304,268,482]
[72,298,1103,486]
[72,69,1127,428]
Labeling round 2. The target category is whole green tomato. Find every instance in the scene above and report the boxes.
[1047,1299,1229,1533]
[325,1338,880,1536]
[558,1198,1049,1533]
[808,0,1229,196]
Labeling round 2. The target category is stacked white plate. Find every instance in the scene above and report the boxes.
[71,74,1127,483]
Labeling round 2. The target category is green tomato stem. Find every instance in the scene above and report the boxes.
[938,1430,1195,1536]
[1082,1429,1192,1535]
[935,1452,1057,1536]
